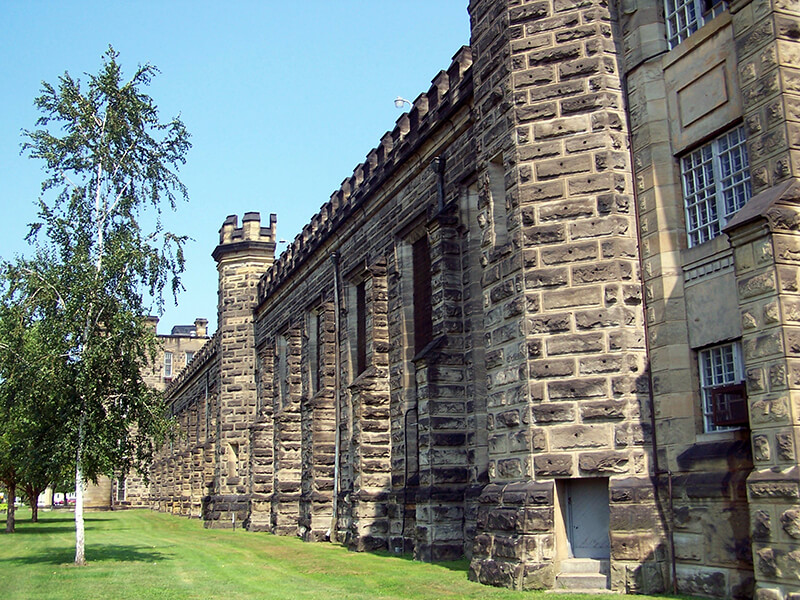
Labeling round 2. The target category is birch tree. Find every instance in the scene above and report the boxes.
[17,46,190,563]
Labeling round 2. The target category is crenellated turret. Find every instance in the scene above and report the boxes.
[207,212,276,524]
[213,212,276,260]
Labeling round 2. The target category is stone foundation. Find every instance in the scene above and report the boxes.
[202,494,250,529]
[469,481,556,590]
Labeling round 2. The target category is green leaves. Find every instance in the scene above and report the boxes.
[7,46,190,492]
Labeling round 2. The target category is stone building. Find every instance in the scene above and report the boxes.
[110,317,209,508]
[140,1,800,598]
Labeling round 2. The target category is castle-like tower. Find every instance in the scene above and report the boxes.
[205,212,276,522]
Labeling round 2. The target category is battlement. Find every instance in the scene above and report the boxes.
[257,45,473,301]
[213,212,277,263]
[219,212,276,245]
[164,332,219,404]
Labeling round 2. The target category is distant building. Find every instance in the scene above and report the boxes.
[141,1,800,598]
[104,318,209,509]
[142,317,209,391]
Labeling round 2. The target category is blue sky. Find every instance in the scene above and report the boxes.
[1,1,470,334]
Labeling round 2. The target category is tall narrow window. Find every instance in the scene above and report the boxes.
[682,125,750,247]
[164,351,173,379]
[185,350,195,365]
[255,353,264,414]
[488,153,508,246]
[277,335,289,408]
[413,236,433,354]
[308,309,324,394]
[314,311,323,393]
[356,281,367,375]
[227,442,239,477]
[205,385,211,442]
[699,341,747,432]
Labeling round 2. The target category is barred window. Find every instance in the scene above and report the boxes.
[682,126,750,247]
[665,0,728,49]
[699,342,746,432]
[115,478,126,502]
[355,281,367,376]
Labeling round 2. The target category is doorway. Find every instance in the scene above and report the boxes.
[563,478,610,559]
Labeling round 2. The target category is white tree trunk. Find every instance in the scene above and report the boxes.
[74,417,86,565]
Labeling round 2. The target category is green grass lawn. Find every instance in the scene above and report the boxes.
[1,508,689,600]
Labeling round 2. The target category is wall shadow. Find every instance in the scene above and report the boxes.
[367,549,470,573]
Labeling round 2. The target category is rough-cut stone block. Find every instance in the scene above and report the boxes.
[579,451,630,474]
[533,454,573,476]
[547,378,607,400]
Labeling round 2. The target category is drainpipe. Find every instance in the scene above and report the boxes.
[329,251,343,541]
[205,370,210,438]
[433,156,446,213]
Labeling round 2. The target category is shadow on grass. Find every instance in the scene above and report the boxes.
[4,526,76,535]
[370,550,470,573]
[0,544,170,566]
[1,516,112,535]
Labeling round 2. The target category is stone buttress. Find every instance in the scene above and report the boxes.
[466,0,666,592]
[726,179,800,600]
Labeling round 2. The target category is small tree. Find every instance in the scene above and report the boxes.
[0,299,60,530]
[17,46,190,562]
[0,299,34,533]
[0,434,19,533]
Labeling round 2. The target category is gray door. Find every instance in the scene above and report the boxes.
[567,478,610,559]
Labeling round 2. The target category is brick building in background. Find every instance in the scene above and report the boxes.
[135,1,800,598]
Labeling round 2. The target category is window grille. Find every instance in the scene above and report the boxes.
[699,342,747,432]
[164,351,173,378]
[681,125,750,247]
[665,0,728,49]
[115,478,126,502]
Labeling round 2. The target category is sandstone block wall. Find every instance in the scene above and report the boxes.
[251,47,478,556]
[148,336,220,517]
[143,2,800,597]
[467,0,662,592]
[726,179,800,600]
[621,1,800,598]
[208,213,275,526]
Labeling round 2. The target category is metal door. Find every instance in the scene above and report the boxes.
[566,478,610,559]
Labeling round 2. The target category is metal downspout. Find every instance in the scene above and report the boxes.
[329,251,343,541]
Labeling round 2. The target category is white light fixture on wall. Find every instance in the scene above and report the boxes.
[394,96,412,109]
